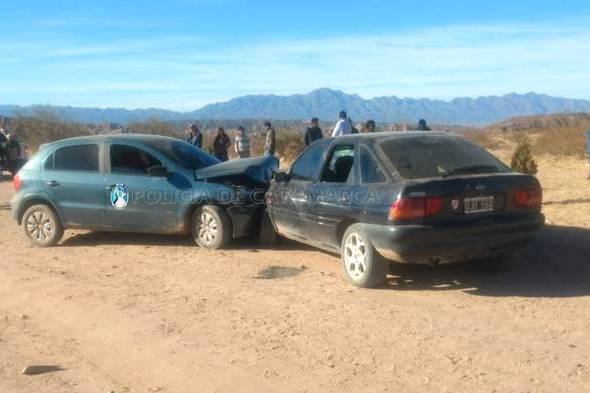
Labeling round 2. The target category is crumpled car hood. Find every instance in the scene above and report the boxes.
[195,156,279,189]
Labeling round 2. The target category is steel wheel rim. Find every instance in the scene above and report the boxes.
[26,211,54,242]
[344,232,368,279]
[197,211,218,245]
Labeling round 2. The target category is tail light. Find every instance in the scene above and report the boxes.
[389,195,443,221]
[13,174,22,191]
[514,186,542,210]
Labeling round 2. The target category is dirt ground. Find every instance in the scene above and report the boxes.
[1,156,589,393]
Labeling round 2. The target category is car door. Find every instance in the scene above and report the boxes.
[309,142,360,248]
[103,142,179,233]
[271,140,328,240]
[41,142,107,228]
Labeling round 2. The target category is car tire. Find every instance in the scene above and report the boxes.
[341,224,388,288]
[259,211,278,247]
[192,205,232,249]
[22,204,64,247]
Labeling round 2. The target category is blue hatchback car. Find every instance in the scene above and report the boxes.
[11,134,277,248]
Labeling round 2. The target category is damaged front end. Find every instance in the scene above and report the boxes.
[194,156,279,238]
[195,156,279,189]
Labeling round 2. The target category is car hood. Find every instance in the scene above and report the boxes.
[194,156,279,189]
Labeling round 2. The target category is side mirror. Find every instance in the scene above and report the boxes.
[147,165,170,177]
[274,171,291,183]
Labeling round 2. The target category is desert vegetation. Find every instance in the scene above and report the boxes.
[3,112,589,164]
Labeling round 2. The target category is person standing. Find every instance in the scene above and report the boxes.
[185,124,203,149]
[234,126,250,158]
[365,120,377,133]
[0,127,7,165]
[331,111,352,137]
[5,133,22,176]
[416,119,431,131]
[304,117,323,146]
[262,121,276,157]
[212,127,231,161]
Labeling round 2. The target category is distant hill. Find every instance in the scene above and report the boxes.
[484,112,590,132]
[2,89,590,125]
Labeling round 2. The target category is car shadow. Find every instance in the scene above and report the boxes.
[60,231,315,251]
[383,224,590,298]
[61,231,196,247]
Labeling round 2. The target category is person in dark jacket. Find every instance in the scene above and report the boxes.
[185,124,203,149]
[416,119,431,131]
[304,117,323,146]
[5,133,22,175]
[262,121,276,157]
[212,127,231,161]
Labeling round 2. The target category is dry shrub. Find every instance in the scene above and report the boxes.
[460,130,513,151]
[533,127,587,158]
[11,110,90,151]
[127,118,180,138]
[511,136,538,175]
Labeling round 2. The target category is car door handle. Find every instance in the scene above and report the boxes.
[46,180,60,188]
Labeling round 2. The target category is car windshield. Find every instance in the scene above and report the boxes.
[379,135,509,179]
[145,139,220,170]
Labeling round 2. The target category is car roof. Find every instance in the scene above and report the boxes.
[326,131,454,143]
[41,133,179,149]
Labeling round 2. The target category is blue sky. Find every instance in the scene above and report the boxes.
[1,0,590,110]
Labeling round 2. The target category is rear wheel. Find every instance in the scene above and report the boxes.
[341,224,388,288]
[192,205,232,249]
[22,204,64,247]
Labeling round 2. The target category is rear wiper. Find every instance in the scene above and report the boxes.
[442,165,499,178]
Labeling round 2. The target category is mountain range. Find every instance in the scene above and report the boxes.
[2,89,590,126]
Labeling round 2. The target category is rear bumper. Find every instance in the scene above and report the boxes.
[363,213,545,265]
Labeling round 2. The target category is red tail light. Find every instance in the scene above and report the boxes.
[389,195,443,221]
[13,174,22,191]
[514,186,542,210]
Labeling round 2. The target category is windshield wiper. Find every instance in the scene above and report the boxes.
[442,165,500,178]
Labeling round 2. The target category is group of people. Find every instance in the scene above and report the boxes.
[184,121,276,162]
[184,112,433,162]
[0,128,27,176]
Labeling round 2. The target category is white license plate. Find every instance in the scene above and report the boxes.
[464,196,494,214]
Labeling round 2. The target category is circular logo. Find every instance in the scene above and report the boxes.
[110,183,129,210]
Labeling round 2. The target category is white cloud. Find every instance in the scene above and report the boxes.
[1,19,590,109]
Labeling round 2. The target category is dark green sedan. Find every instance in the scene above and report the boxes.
[11,134,277,248]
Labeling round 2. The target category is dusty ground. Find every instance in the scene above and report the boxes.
[1,156,589,393]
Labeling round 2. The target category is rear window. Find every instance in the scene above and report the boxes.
[47,144,99,172]
[379,136,509,179]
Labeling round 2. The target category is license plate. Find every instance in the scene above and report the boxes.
[464,196,494,214]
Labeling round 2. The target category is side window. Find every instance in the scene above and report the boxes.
[49,144,99,172]
[360,147,387,183]
[290,142,326,181]
[110,144,161,175]
[320,144,355,183]
[44,153,55,170]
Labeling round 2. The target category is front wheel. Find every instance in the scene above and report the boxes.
[22,204,64,247]
[192,205,232,249]
[341,224,388,288]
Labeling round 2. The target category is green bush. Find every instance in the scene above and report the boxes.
[511,137,538,175]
